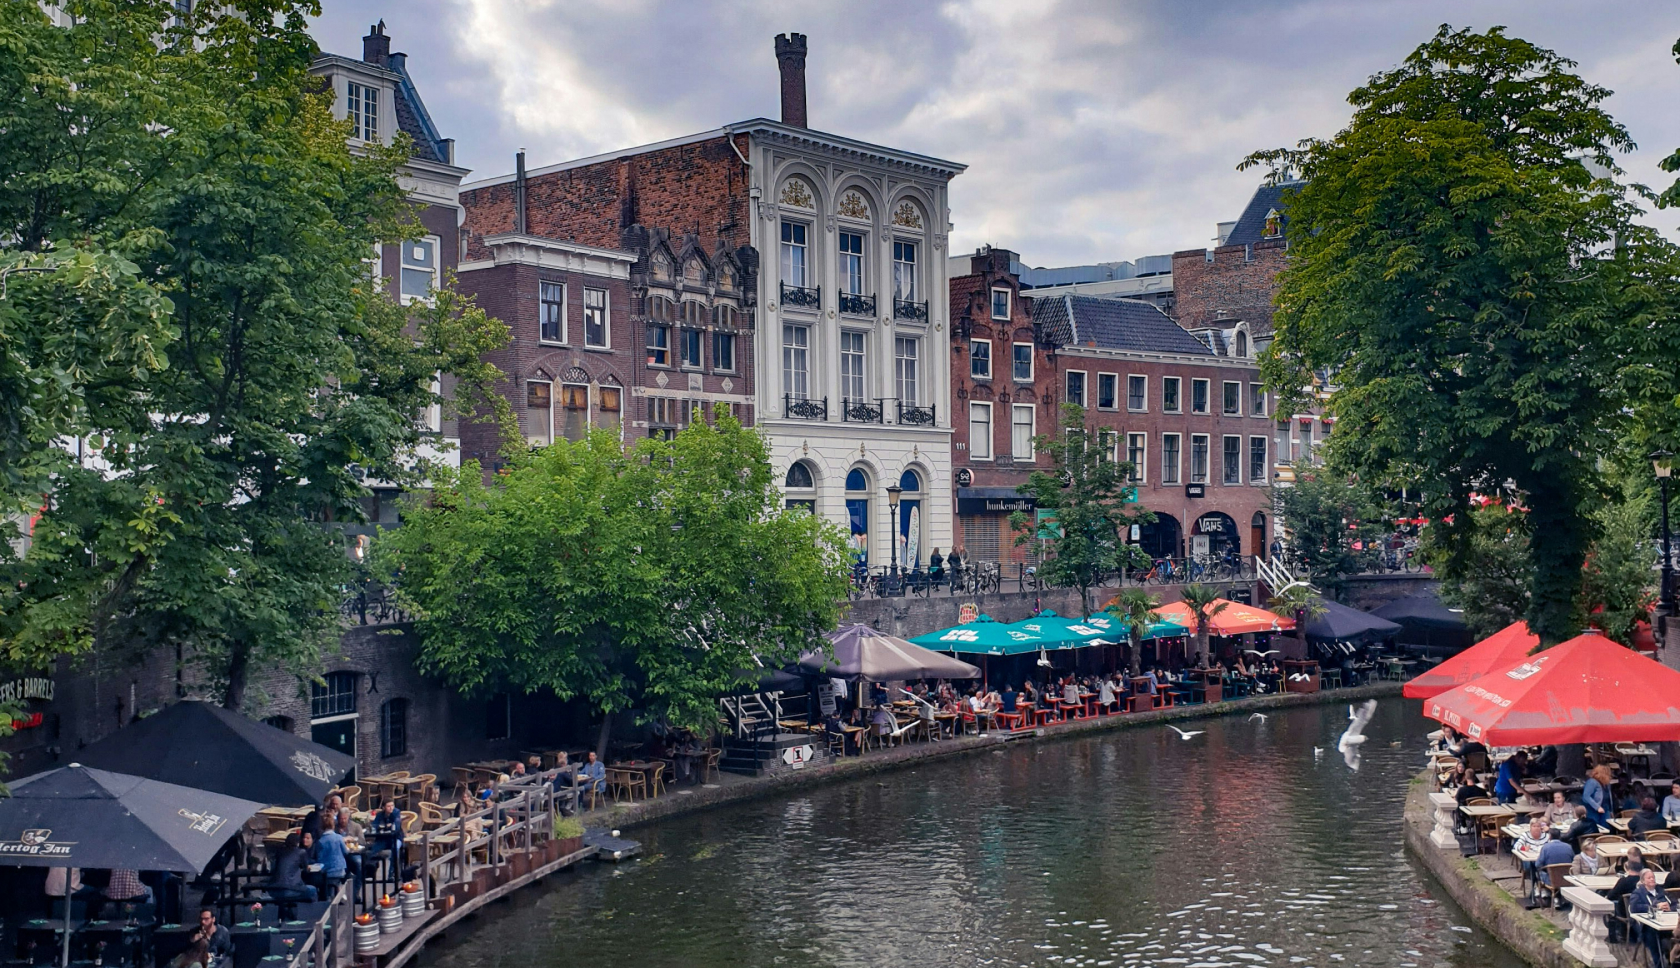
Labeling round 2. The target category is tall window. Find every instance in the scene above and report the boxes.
[347,82,378,141]
[1190,434,1210,483]
[841,331,866,401]
[1066,371,1086,407]
[526,381,552,446]
[400,237,437,303]
[1012,343,1033,382]
[1249,436,1268,482]
[713,331,736,372]
[892,240,917,301]
[560,384,588,442]
[539,282,565,343]
[311,672,358,719]
[1011,405,1035,459]
[783,324,810,400]
[1223,381,1241,415]
[1126,433,1146,483]
[1236,330,1249,357]
[1223,435,1242,484]
[646,324,669,366]
[1162,376,1181,413]
[583,288,607,347]
[780,222,808,288]
[1128,375,1147,411]
[379,699,408,758]
[1097,373,1117,410]
[839,232,865,295]
[991,289,1010,319]
[969,402,992,459]
[1161,433,1181,484]
[1192,379,1210,414]
[1250,383,1267,417]
[970,340,991,379]
[681,328,703,368]
[894,336,919,404]
[485,693,510,741]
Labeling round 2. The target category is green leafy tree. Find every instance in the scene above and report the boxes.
[1106,588,1162,678]
[1244,26,1651,644]
[374,409,853,747]
[0,1,514,709]
[1268,581,1328,658]
[1010,404,1154,618]
[1178,583,1230,665]
[1576,480,1657,645]
[1421,503,1531,641]
[1274,462,1383,597]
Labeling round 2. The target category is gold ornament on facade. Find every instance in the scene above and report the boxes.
[779,178,815,210]
[837,191,870,220]
[891,201,923,229]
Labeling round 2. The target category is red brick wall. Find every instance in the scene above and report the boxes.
[1171,239,1286,332]
[460,135,752,260]
[949,249,1040,495]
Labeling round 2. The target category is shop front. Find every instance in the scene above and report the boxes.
[953,489,1035,567]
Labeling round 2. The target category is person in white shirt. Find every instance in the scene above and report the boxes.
[1097,677,1116,710]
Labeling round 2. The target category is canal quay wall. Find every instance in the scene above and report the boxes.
[1402,774,1576,968]
[589,680,1404,833]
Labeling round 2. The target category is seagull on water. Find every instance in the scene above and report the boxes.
[1166,724,1204,740]
[1313,746,1325,759]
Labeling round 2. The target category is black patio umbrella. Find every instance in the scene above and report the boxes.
[0,765,264,967]
[1370,593,1473,651]
[1302,598,1401,646]
[72,700,354,807]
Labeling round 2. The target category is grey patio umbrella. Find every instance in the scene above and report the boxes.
[796,623,981,682]
[1302,598,1402,645]
[0,765,265,966]
[72,699,354,807]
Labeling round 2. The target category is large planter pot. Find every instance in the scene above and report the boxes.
[353,921,381,953]
[376,904,403,935]
[471,869,496,897]
[508,853,529,878]
[558,836,583,857]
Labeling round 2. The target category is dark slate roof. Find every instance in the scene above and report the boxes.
[1033,295,1213,355]
[1224,179,1303,247]
[387,54,447,164]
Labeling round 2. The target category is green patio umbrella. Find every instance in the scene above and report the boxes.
[1007,609,1188,647]
[909,614,1050,656]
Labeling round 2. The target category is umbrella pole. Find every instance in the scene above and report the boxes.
[61,867,75,968]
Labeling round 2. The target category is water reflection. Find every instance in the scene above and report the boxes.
[423,700,1524,968]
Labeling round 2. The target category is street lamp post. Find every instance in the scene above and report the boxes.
[1655,451,1675,624]
[886,484,903,585]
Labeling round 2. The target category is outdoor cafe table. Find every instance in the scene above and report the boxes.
[1566,874,1623,892]
[1631,911,1678,959]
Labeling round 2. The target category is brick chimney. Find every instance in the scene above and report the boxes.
[774,33,808,128]
[362,20,390,68]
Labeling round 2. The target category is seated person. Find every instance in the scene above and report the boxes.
[1062,679,1080,707]
[1629,796,1668,838]
[824,710,858,755]
[1096,677,1116,711]
[1543,791,1576,829]
[264,833,318,909]
[1560,806,1599,849]
[367,799,404,862]
[1534,836,1574,902]
[1513,817,1551,879]
[1000,685,1019,714]
[1455,772,1490,808]
[1628,869,1673,965]
[1571,838,1605,875]
[869,703,896,737]
[578,752,607,799]
[1662,780,1680,826]
[187,909,234,968]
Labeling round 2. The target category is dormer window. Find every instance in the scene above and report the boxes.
[1262,208,1281,239]
[347,81,379,142]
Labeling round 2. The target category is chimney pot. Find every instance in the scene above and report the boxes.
[362,20,390,68]
[774,32,808,128]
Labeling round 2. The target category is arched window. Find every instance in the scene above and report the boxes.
[895,469,925,570]
[645,294,675,322]
[786,462,815,489]
[899,469,922,493]
[380,699,408,758]
[681,301,708,326]
[845,468,869,492]
[845,468,870,565]
[1235,330,1249,358]
[713,305,739,329]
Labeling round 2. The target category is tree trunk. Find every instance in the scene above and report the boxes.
[1525,479,1588,647]
[593,712,613,762]
[1129,631,1142,677]
[1557,743,1587,780]
[223,641,250,711]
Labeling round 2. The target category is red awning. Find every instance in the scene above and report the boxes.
[1424,632,1680,745]
[1402,620,1538,699]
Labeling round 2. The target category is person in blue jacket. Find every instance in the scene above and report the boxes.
[1493,750,1528,804]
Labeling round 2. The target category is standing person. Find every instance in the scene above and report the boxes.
[928,548,945,586]
[1582,766,1612,830]
[947,547,963,586]
[309,824,347,895]
[1494,751,1528,804]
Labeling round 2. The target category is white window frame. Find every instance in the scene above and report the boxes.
[539,280,566,345]
[1249,435,1269,483]
[1250,383,1267,417]
[1222,380,1242,416]
[841,330,867,402]
[970,339,991,380]
[346,80,380,142]
[680,327,704,370]
[398,235,440,306]
[1097,373,1117,411]
[894,335,920,405]
[1011,404,1035,460]
[1126,432,1147,484]
[583,287,609,348]
[1127,374,1148,413]
[1191,378,1211,415]
[969,401,993,460]
[1066,369,1086,407]
[1161,432,1182,485]
[1012,342,1034,382]
[839,231,865,296]
[713,331,737,374]
[526,379,553,448]
[1162,376,1182,414]
[1222,434,1242,485]
[646,324,670,367]
[1190,433,1210,484]
[781,221,809,290]
[892,239,918,302]
[990,288,1011,320]
[783,324,810,401]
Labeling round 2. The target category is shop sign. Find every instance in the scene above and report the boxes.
[1184,484,1206,498]
[957,603,979,625]
[0,677,54,704]
[956,468,973,487]
[1197,515,1228,533]
[782,745,815,769]
[956,496,1035,515]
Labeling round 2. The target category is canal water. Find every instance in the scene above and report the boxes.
[423,699,1524,968]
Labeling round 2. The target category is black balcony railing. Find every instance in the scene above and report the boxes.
[839,292,876,317]
[843,397,885,423]
[896,399,937,426]
[893,298,928,322]
[784,394,828,420]
[781,283,821,310]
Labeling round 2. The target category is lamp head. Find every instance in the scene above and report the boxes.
[886,483,902,509]
[1653,449,1673,480]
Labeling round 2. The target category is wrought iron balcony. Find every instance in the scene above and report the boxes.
[842,398,885,423]
[893,298,929,322]
[839,292,876,317]
[781,283,821,310]
[783,394,828,421]
[896,399,937,426]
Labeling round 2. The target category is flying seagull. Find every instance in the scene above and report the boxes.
[1338,700,1378,770]
[1166,724,1204,740]
[1245,649,1281,659]
[1249,713,1268,723]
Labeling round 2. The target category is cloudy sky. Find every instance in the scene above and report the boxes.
[310,0,1680,268]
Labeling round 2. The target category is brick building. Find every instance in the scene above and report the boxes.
[458,34,965,573]
[950,248,1274,568]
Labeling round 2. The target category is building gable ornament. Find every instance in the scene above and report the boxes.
[780,178,815,210]
[891,201,923,229]
[837,191,870,220]
[561,365,590,384]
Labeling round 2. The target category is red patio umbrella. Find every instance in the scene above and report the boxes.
[1402,620,1538,699]
[1424,631,1680,745]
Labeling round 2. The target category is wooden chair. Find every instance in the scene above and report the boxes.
[335,785,362,810]
[388,770,411,779]
[606,767,645,803]
[419,802,446,829]
[1534,863,1572,909]
[450,767,476,797]
[412,774,438,803]
[646,762,667,799]
[400,810,420,836]
[702,749,721,783]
